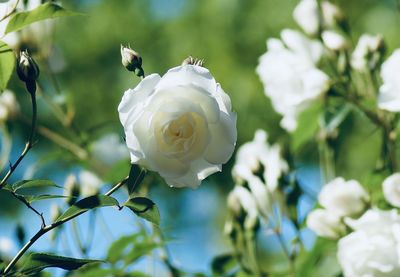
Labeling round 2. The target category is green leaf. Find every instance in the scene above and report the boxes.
[126,164,146,195]
[19,253,102,275]
[291,101,323,152]
[107,233,143,264]
[0,41,15,91]
[56,195,119,223]
[12,179,61,192]
[211,253,238,276]
[124,197,160,225]
[124,240,159,266]
[5,3,82,34]
[24,194,68,203]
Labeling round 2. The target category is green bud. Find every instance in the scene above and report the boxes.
[121,45,142,72]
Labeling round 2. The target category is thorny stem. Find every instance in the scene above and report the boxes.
[0,91,37,189]
[2,177,129,275]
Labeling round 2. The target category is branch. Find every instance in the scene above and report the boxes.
[2,177,129,275]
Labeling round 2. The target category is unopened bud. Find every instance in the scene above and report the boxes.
[120,45,143,76]
[322,30,348,51]
[64,174,80,206]
[182,56,204,67]
[17,50,39,94]
[17,50,39,83]
[321,1,344,28]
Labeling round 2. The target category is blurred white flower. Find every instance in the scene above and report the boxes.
[232,129,288,191]
[293,0,320,36]
[351,34,384,72]
[91,133,129,165]
[256,29,329,132]
[79,170,102,197]
[306,208,345,239]
[227,186,258,230]
[50,203,61,222]
[322,30,347,51]
[64,174,79,204]
[383,173,400,207]
[378,50,400,112]
[321,1,343,28]
[318,177,369,217]
[0,90,19,124]
[0,236,14,256]
[338,209,400,277]
[246,175,273,219]
[119,65,237,188]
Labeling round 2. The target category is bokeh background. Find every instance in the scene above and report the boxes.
[1,0,400,275]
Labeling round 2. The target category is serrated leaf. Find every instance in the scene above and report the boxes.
[56,195,119,223]
[124,197,160,225]
[19,252,102,275]
[291,101,323,152]
[211,253,237,276]
[12,179,61,192]
[0,41,15,91]
[5,3,82,34]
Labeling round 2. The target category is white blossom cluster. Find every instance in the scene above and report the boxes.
[307,174,400,276]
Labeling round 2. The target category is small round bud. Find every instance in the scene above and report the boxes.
[16,50,40,83]
[182,56,204,67]
[322,30,348,51]
[64,174,80,206]
[120,45,142,72]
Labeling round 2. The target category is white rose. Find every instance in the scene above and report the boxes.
[378,50,400,112]
[351,34,384,71]
[79,170,102,197]
[227,186,258,230]
[322,30,348,51]
[382,173,400,207]
[118,65,237,188]
[0,236,14,257]
[338,209,400,277]
[293,0,320,36]
[91,133,129,165]
[256,29,329,132]
[306,209,345,239]
[232,129,288,191]
[0,90,19,124]
[318,177,369,216]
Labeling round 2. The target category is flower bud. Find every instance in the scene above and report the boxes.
[306,209,345,239]
[64,174,80,205]
[351,34,385,72]
[120,45,143,74]
[321,1,344,28]
[182,56,204,67]
[16,50,40,83]
[322,30,348,51]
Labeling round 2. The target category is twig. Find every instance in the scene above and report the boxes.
[0,91,37,189]
[2,177,129,275]
[10,191,46,228]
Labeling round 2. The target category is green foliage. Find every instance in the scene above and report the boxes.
[126,164,146,196]
[55,195,119,222]
[0,42,15,91]
[211,253,238,276]
[124,197,160,225]
[5,3,81,34]
[15,253,101,276]
[11,179,61,191]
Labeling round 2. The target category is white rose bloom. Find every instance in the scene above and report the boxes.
[0,236,14,256]
[232,129,288,191]
[351,34,384,71]
[79,170,103,197]
[322,30,347,51]
[0,90,19,124]
[118,65,237,188]
[91,133,129,165]
[318,177,369,216]
[306,209,345,239]
[256,29,329,132]
[338,209,400,277]
[382,173,400,207]
[227,186,258,229]
[378,50,400,112]
[293,0,320,36]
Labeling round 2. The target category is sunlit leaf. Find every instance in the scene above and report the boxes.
[19,253,102,275]
[124,197,160,225]
[5,3,82,34]
[56,195,119,222]
[24,194,68,203]
[12,179,61,192]
[0,41,15,91]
